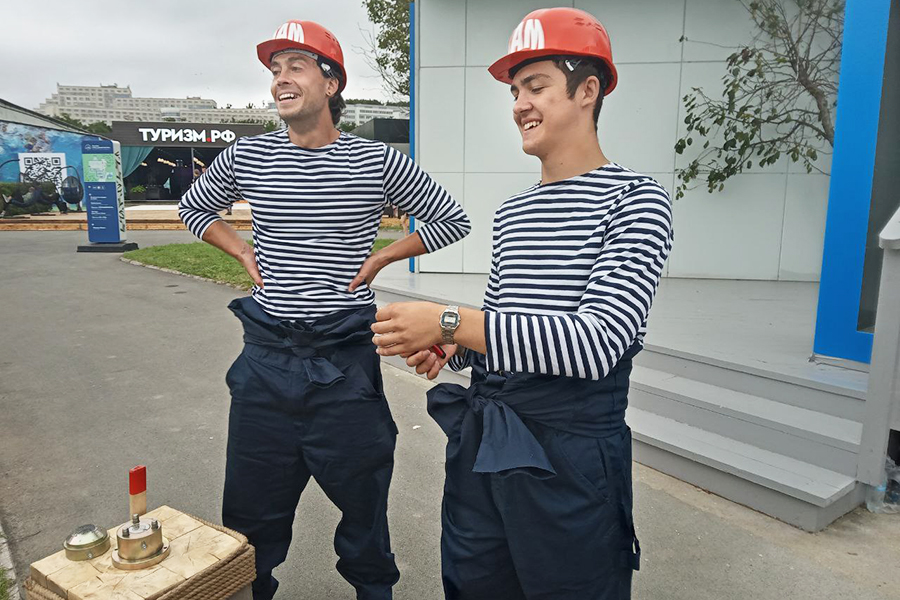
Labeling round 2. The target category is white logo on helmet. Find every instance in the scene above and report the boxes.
[273,21,305,44]
[508,19,545,53]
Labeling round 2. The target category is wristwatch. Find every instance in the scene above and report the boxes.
[439,305,461,345]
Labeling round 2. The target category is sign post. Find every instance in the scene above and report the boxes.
[77,138,137,252]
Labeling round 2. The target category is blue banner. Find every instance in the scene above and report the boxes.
[84,182,120,243]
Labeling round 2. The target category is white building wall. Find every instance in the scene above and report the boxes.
[415,0,832,281]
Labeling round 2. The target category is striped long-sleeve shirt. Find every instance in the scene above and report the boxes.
[452,163,673,380]
[179,130,470,320]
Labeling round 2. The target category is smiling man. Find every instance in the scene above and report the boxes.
[178,19,470,600]
[372,8,674,600]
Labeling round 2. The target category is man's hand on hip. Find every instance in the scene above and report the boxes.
[349,252,388,292]
[349,232,429,293]
[238,243,264,288]
[200,220,264,289]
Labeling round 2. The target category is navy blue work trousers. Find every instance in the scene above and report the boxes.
[429,349,641,600]
[222,297,399,600]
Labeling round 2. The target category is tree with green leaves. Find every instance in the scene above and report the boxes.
[56,112,113,135]
[361,0,410,99]
[344,98,409,107]
[674,0,843,199]
[227,117,280,128]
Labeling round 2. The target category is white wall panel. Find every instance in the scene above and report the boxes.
[420,0,467,67]
[418,67,465,173]
[600,62,682,174]
[779,174,829,281]
[462,173,542,273]
[464,67,543,174]
[466,0,574,66]
[575,0,686,64]
[668,174,786,280]
[683,0,757,62]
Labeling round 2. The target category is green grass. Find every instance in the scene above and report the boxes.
[371,239,394,253]
[0,566,10,600]
[124,239,395,290]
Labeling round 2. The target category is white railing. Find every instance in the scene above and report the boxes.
[858,205,900,485]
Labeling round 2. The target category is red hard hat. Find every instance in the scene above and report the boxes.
[488,7,618,94]
[257,20,347,93]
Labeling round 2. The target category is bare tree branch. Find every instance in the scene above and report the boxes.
[356,0,410,100]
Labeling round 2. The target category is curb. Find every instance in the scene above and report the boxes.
[119,258,250,291]
[0,518,21,600]
[0,221,253,232]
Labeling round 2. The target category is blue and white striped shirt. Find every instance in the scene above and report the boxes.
[179,130,470,319]
[453,163,673,380]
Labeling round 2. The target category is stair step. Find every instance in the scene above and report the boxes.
[630,365,862,450]
[626,407,857,508]
[635,345,867,422]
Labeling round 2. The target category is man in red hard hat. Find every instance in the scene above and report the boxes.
[372,7,673,599]
[179,19,470,600]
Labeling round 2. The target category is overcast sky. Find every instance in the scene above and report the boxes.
[0,1,392,111]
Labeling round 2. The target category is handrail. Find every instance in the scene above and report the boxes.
[879,204,900,250]
[859,203,900,485]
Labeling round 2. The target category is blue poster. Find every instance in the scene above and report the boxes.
[84,182,120,242]
[82,138,124,243]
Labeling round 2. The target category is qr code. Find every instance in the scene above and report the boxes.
[19,153,66,188]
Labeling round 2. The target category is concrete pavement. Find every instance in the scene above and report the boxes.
[1,230,899,599]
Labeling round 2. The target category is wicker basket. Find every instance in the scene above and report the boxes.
[24,516,255,600]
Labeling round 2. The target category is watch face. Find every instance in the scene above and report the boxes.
[441,312,460,328]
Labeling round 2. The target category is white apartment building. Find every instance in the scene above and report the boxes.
[36,84,408,130]
[341,103,409,128]
[36,84,278,126]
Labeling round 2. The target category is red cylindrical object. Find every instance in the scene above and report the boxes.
[129,466,147,495]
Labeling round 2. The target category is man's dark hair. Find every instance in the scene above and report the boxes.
[329,92,346,126]
[510,56,613,130]
[319,58,346,126]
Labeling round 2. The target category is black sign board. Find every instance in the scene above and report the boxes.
[110,121,266,148]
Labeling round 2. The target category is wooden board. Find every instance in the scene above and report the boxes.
[29,506,242,600]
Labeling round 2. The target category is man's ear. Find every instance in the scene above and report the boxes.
[580,75,601,110]
[326,76,340,98]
